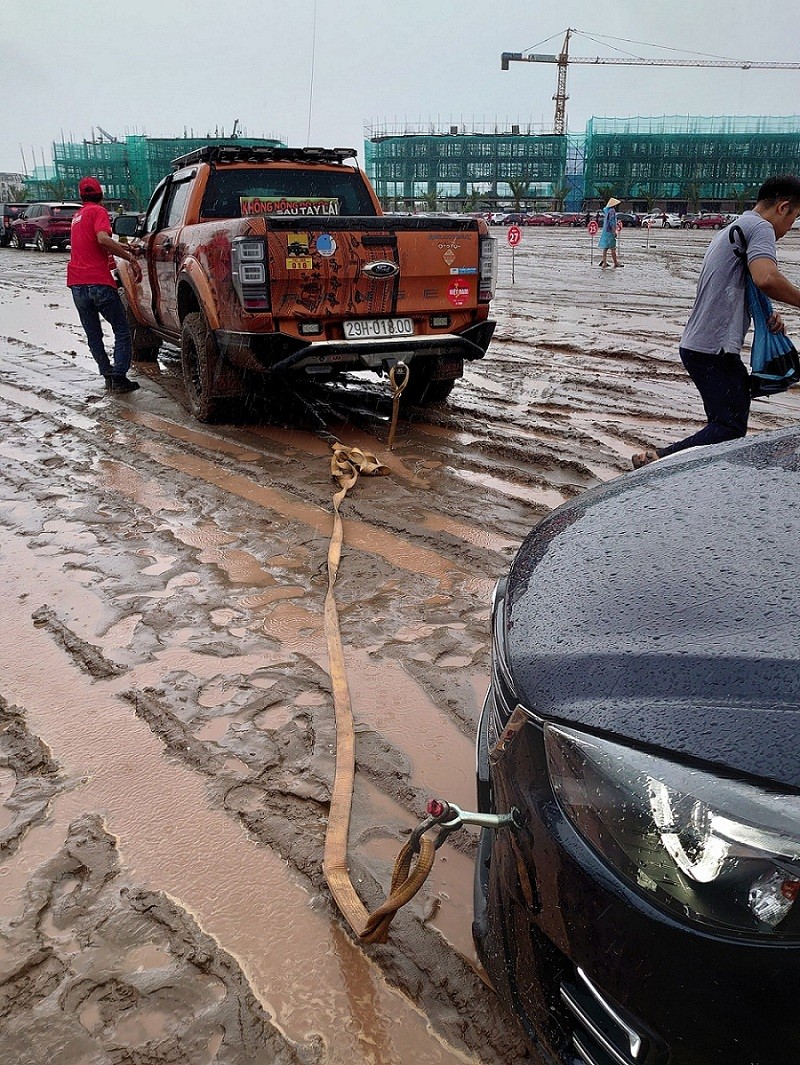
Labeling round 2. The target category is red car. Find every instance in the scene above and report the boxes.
[9,202,81,251]
[0,203,27,246]
[688,213,727,230]
[525,212,557,226]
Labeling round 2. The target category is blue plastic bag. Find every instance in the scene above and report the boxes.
[746,276,800,397]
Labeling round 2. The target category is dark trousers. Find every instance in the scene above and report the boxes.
[71,284,132,378]
[657,348,750,458]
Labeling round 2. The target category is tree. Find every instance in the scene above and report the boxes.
[729,183,760,213]
[594,184,618,205]
[681,181,701,213]
[423,189,438,212]
[42,178,71,201]
[7,185,29,202]
[550,184,570,211]
[631,183,655,212]
[507,179,531,212]
[462,188,482,212]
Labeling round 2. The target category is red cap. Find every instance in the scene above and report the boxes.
[79,176,103,199]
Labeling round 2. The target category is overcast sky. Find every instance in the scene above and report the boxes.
[2,0,799,175]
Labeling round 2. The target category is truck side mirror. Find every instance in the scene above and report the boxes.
[113,214,141,237]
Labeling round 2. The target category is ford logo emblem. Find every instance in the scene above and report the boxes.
[362,261,399,279]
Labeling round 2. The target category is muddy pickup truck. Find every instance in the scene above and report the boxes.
[113,144,497,421]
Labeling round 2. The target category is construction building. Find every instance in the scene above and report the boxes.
[25,133,285,208]
[365,122,569,210]
[365,115,800,213]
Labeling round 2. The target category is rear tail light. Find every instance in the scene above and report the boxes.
[479,235,497,302]
[231,236,270,311]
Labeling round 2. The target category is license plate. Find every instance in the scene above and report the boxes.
[343,318,413,339]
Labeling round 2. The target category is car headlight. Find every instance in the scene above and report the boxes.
[545,723,800,936]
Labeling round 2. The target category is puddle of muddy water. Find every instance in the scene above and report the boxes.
[0,529,479,1065]
[347,650,474,811]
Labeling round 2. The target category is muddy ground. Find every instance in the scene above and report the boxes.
[1,227,800,1064]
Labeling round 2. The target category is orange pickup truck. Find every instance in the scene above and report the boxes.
[113,144,497,421]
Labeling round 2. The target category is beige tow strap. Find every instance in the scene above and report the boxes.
[322,442,437,943]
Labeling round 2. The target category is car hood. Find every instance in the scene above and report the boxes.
[506,428,800,789]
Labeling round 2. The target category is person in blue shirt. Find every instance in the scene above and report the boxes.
[598,197,624,269]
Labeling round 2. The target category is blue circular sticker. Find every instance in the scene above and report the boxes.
[316,233,336,258]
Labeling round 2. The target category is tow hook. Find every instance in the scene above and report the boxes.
[387,360,409,450]
[407,798,520,854]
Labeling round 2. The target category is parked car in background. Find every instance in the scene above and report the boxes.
[615,211,640,227]
[554,212,585,226]
[474,426,800,1065]
[687,212,728,229]
[642,210,682,228]
[525,212,558,226]
[501,212,528,225]
[9,202,81,250]
[0,202,28,246]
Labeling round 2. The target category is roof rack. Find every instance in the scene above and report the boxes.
[172,144,357,170]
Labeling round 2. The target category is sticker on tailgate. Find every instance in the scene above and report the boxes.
[240,196,340,217]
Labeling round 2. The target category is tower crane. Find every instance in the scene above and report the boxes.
[501,28,800,135]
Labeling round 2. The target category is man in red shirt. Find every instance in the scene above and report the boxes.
[68,176,143,392]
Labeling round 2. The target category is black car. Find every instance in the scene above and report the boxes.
[474,427,800,1065]
[0,202,27,246]
[616,212,640,227]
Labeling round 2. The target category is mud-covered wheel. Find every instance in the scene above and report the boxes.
[10,231,22,249]
[34,230,48,252]
[399,361,458,407]
[181,312,224,422]
[120,290,161,362]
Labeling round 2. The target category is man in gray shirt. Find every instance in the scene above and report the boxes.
[632,175,800,468]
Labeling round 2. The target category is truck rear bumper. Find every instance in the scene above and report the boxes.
[215,320,495,376]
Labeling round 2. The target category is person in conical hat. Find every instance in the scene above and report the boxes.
[598,197,623,268]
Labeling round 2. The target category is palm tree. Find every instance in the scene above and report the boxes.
[462,188,482,212]
[7,185,29,202]
[507,179,531,212]
[551,184,570,211]
[42,178,71,202]
[728,183,760,214]
[631,184,655,212]
[681,181,701,213]
[423,189,438,212]
[594,184,618,205]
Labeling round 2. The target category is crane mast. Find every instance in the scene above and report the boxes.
[501,29,800,134]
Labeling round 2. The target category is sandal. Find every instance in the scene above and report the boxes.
[631,450,659,469]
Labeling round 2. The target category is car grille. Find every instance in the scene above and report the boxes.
[560,968,651,1065]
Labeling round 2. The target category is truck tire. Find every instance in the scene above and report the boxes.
[120,290,161,362]
[400,361,458,407]
[181,312,225,422]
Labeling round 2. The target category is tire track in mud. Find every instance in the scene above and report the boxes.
[0,360,531,1061]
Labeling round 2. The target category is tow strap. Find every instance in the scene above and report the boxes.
[321,442,439,943]
[321,441,519,944]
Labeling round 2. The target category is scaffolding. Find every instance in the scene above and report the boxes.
[584,115,800,207]
[50,133,285,209]
[365,124,568,209]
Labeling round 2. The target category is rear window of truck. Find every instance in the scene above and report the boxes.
[200,167,377,220]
